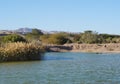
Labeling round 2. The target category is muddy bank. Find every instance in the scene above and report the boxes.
[45,43,120,53]
[45,45,72,52]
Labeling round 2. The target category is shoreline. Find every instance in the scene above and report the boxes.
[45,43,120,53]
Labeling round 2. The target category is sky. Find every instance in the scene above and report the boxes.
[0,0,120,34]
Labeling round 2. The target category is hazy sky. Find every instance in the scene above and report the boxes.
[0,0,120,34]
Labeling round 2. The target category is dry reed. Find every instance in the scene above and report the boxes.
[0,42,45,62]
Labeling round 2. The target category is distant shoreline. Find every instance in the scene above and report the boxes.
[45,43,120,53]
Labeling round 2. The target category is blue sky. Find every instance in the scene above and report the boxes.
[0,0,120,34]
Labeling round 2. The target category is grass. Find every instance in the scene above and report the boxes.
[0,42,45,62]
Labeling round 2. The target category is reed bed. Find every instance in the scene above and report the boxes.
[0,42,45,62]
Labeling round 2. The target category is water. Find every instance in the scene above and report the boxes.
[0,52,120,84]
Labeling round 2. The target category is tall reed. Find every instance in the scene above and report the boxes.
[0,42,45,62]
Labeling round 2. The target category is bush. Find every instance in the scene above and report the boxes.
[40,33,70,45]
[2,34,26,43]
[40,34,50,44]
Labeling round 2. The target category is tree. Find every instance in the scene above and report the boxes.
[80,30,98,44]
[32,29,43,35]
[25,29,43,42]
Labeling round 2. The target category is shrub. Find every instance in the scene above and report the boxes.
[40,33,70,45]
[2,34,26,43]
[40,34,50,44]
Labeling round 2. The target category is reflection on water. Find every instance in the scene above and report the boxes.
[0,52,120,84]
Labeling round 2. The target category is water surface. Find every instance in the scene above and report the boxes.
[0,52,120,84]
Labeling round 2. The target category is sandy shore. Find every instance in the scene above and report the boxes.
[45,43,120,53]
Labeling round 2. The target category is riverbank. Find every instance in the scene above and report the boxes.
[45,43,120,53]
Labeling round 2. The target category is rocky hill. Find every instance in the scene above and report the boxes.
[14,28,32,34]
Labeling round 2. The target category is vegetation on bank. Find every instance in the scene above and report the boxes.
[1,29,120,45]
[0,29,120,45]
[40,33,72,45]
[0,29,45,62]
[0,42,45,62]
[2,34,26,43]
[40,30,120,44]
[1,28,120,62]
[25,29,43,42]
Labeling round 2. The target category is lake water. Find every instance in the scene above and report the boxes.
[0,52,120,84]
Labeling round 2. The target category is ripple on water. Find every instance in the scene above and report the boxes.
[1,52,120,84]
